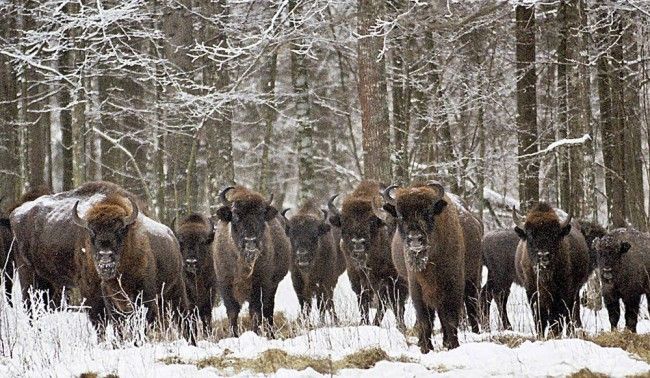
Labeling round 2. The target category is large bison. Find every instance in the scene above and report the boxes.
[514,202,590,335]
[174,213,217,333]
[381,181,480,352]
[282,200,346,321]
[1,187,52,300]
[10,181,137,305]
[71,194,190,328]
[213,186,291,336]
[593,228,650,333]
[327,180,408,328]
[480,218,605,330]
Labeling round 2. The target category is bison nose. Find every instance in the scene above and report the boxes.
[185,258,197,265]
[537,251,550,268]
[351,237,366,252]
[600,267,613,282]
[244,236,259,251]
[98,250,114,262]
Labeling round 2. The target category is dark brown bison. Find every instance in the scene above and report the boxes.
[71,194,190,329]
[514,203,590,335]
[479,229,521,330]
[327,180,408,329]
[10,181,134,305]
[593,228,650,333]
[213,186,291,336]
[1,187,52,299]
[381,181,472,352]
[578,220,607,271]
[282,200,346,321]
[174,213,217,333]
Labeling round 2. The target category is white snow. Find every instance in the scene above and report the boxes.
[1,270,648,377]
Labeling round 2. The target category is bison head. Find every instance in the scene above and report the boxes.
[174,214,215,275]
[216,186,277,273]
[328,194,385,268]
[593,235,631,284]
[283,208,330,269]
[72,197,139,280]
[380,181,447,272]
[513,203,572,273]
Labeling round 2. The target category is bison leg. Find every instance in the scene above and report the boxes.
[261,284,278,338]
[623,296,640,333]
[497,287,512,330]
[438,303,460,350]
[357,288,372,325]
[410,280,435,353]
[464,281,480,333]
[479,283,493,329]
[249,283,263,335]
[320,289,337,323]
[199,302,213,335]
[221,286,241,337]
[604,297,620,331]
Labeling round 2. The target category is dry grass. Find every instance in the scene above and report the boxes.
[78,374,119,378]
[209,311,312,341]
[489,334,536,348]
[161,347,414,375]
[587,331,650,364]
[568,368,609,378]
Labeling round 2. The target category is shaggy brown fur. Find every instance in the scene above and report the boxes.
[175,213,217,333]
[479,229,521,330]
[10,181,145,307]
[594,228,650,333]
[329,180,408,328]
[213,186,291,336]
[284,200,346,320]
[578,220,607,271]
[514,202,589,336]
[74,195,189,333]
[388,185,465,352]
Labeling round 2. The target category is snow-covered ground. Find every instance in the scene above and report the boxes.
[0,271,648,377]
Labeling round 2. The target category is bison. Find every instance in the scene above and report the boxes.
[213,186,291,336]
[10,181,134,306]
[282,200,346,321]
[381,181,480,352]
[327,180,408,329]
[593,228,650,333]
[71,194,190,329]
[513,202,590,336]
[174,213,217,333]
[479,229,521,330]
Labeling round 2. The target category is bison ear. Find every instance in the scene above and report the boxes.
[318,222,331,236]
[559,223,572,238]
[620,242,631,255]
[206,230,215,244]
[432,199,447,215]
[514,226,526,240]
[0,218,10,231]
[216,206,232,222]
[329,214,341,228]
[382,203,397,218]
[264,205,278,221]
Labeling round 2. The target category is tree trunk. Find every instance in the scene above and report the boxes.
[515,3,539,211]
[289,0,316,200]
[392,38,410,185]
[0,9,20,201]
[357,0,391,182]
[258,51,278,195]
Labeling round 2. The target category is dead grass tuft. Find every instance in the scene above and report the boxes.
[489,334,536,348]
[568,368,608,378]
[162,347,412,375]
[587,331,650,364]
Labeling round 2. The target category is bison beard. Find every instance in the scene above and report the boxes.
[513,203,590,336]
[328,180,408,330]
[213,186,291,337]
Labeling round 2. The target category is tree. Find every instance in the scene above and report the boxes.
[515,2,539,211]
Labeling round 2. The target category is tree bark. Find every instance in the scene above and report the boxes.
[0,9,20,201]
[357,0,391,182]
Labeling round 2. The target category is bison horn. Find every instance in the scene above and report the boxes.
[281,208,291,220]
[512,206,524,229]
[71,201,90,231]
[425,180,445,202]
[219,186,235,206]
[382,185,398,207]
[266,193,274,206]
[321,209,328,221]
[327,194,340,218]
[171,216,177,231]
[124,198,139,226]
[560,213,572,230]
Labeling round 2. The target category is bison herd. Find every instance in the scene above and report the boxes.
[0,179,648,353]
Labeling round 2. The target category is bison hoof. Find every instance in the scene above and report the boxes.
[443,339,460,350]
[418,338,433,354]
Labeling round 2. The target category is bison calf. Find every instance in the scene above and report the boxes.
[514,203,589,336]
[282,200,346,321]
[174,213,217,333]
[213,186,291,336]
[594,228,650,333]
